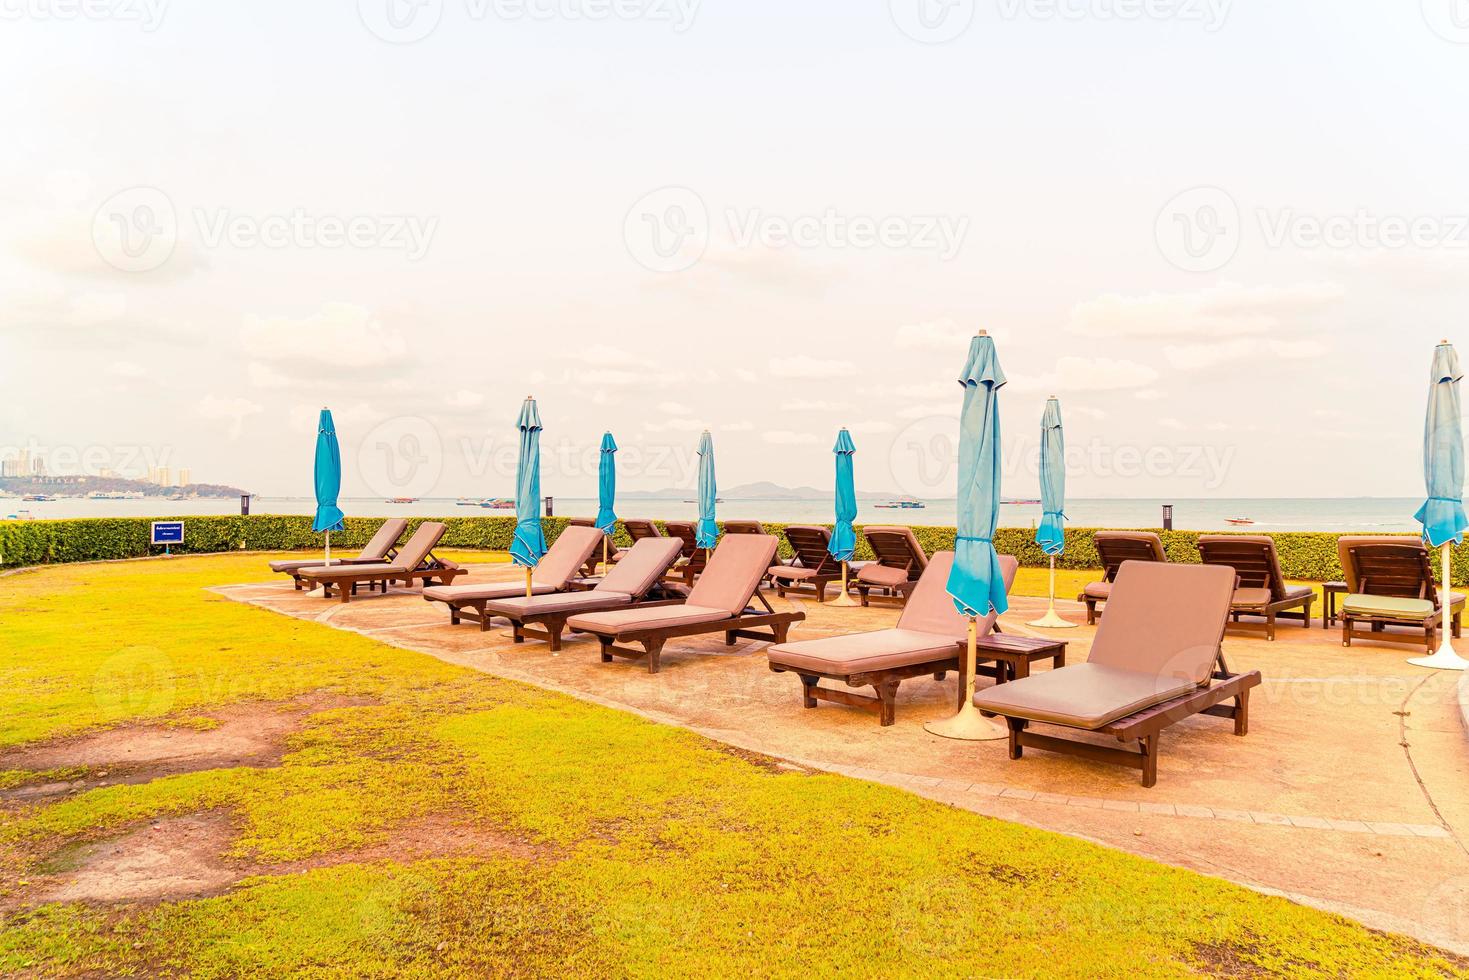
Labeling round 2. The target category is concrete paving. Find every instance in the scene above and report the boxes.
[219,562,1469,954]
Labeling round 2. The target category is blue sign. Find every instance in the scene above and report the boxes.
[151,521,184,545]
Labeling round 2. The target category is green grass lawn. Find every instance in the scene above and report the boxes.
[0,555,1461,977]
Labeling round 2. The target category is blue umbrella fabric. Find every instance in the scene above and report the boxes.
[1415,342,1468,550]
[1035,397,1066,558]
[311,408,345,534]
[829,428,857,563]
[595,432,619,535]
[946,333,1009,618]
[696,430,718,550]
[509,397,547,569]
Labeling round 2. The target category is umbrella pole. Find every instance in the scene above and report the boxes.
[525,566,534,600]
[601,536,609,576]
[924,618,1008,741]
[1410,543,1469,670]
[1027,555,1076,629]
[830,560,859,606]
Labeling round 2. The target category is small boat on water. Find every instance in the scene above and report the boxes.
[480,498,515,509]
[874,498,925,510]
[1225,518,1255,526]
[386,497,418,504]
[22,494,55,502]
[1004,498,1041,506]
[455,498,480,507]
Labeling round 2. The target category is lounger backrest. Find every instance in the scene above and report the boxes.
[1338,536,1433,602]
[722,520,764,535]
[1197,535,1286,600]
[663,520,707,570]
[623,519,663,542]
[686,534,779,615]
[784,525,834,571]
[1088,561,1234,685]
[1094,531,1167,582]
[361,518,409,559]
[595,537,685,596]
[532,525,604,588]
[897,551,1017,639]
[862,526,929,580]
[393,522,447,571]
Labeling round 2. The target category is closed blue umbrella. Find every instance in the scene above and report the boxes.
[927,331,1010,741]
[595,431,618,572]
[312,408,345,567]
[1028,397,1075,629]
[828,428,860,606]
[1411,342,1469,670]
[510,397,546,596]
[696,430,718,551]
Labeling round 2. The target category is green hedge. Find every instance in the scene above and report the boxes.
[1,515,1461,585]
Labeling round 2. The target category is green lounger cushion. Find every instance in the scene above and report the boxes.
[1342,594,1435,620]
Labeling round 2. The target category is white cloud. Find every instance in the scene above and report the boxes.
[644,418,707,433]
[894,317,973,351]
[779,399,855,412]
[567,344,654,369]
[106,360,145,378]
[445,389,485,410]
[241,303,407,372]
[1067,405,1107,421]
[768,355,856,380]
[1069,282,1344,339]
[1011,356,1159,393]
[1164,337,1327,371]
[1134,389,1166,401]
[1159,417,1186,431]
[286,402,378,434]
[897,402,956,420]
[198,394,263,439]
[763,430,820,445]
[722,421,755,432]
[846,421,897,434]
[658,401,693,415]
[247,362,293,389]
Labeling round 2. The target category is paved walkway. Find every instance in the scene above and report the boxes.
[220,564,1469,954]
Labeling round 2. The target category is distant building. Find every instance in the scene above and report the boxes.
[30,456,45,476]
[0,456,15,478]
[177,468,191,487]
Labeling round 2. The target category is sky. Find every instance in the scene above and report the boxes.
[2,1,1468,500]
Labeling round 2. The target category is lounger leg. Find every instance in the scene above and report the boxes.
[799,675,819,709]
[1342,618,1352,648]
[815,582,828,603]
[512,623,525,644]
[449,608,460,626]
[547,621,564,652]
[858,586,870,608]
[1266,612,1276,642]
[1084,600,1096,626]
[1234,688,1250,736]
[644,638,665,674]
[1455,611,1462,640]
[599,639,614,663]
[1140,735,1158,788]
[875,680,899,726]
[725,631,738,647]
[1006,718,1026,760]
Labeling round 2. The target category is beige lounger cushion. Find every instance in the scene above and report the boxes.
[1081,581,1111,601]
[529,526,606,590]
[1231,584,1313,610]
[684,534,779,615]
[424,582,556,603]
[483,590,634,616]
[858,565,913,587]
[1342,594,1436,619]
[768,628,958,674]
[769,566,820,581]
[301,522,447,581]
[273,519,407,572]
[973,663,1197,729]
[568,604,730,633]
[596,537,685,596]
[270,556,386,573]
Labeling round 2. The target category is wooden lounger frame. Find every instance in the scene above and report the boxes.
[1004,653,1261,788]
[566,518,618,576]
[578,590,804,674]
[768,525,846,603]
[769,658,974,727]
[282,553,397,591]
[721,520,765,534]
[1339,543,1463,655]
[1197,536,1315,641]
[501,583,688,651]
[854,528,926,607]
[662,520,709,585]
[302,552,463,603]
[1079,534,1166,625]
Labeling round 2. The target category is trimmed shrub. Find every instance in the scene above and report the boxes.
[0,515,1459,585]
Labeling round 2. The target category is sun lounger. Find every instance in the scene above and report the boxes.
[566,534,805,673]
[722,520,765,534]
[767,552,1018,726]
[297,521,463,602]
[422,525,605,628]
[767,525,848,603]
[1077,530,1167,624]
[854,526,928,606]
[662,519,708,585]
[268,518,408,590]
[567,517,620,574]
[475,537,686,650]
[622,518,663,543]
[1337,536,1465,655]
[1197,534,1315,640]
[974,561,1259,787]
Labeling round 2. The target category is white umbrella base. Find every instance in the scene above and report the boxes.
[1026,609,1077,629]
[1409,647,1469,671]
[924,705,1008,741]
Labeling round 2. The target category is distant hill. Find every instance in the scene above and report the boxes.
[0,475,248,498]
[621,481,896,501]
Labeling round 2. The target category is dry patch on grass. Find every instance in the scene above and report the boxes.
[0,695,373,801]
